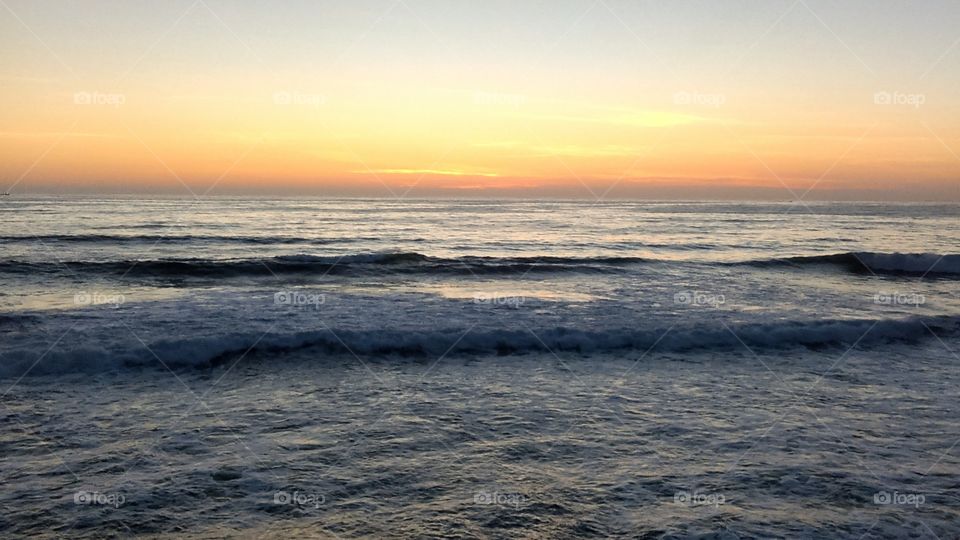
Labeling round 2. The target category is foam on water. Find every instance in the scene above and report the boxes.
[2,198,959,538]
[1,250,958,280]
[1,312,957,377]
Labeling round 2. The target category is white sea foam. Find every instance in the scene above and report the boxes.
[2,315,956,378]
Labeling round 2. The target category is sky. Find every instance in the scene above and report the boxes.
[1,0,959,200]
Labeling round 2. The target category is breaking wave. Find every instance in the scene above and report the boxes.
[0,253,650,277]
[2,314,957,377]
[746,252,960,276]
[0,234,364,245]
[0,251,957,279]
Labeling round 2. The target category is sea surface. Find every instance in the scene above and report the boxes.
[1,198,959,538]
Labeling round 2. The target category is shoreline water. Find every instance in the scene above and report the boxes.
[3,346,959,538]
[1,199,958,538]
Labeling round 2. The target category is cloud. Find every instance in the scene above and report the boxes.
[473,141,645,158]
[514,110,704,128]
[351,168,501,178]
[0,131,118,139]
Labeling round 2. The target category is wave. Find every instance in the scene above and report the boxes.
[0,252,650,278]
[2,315,958,377]
[1,251,956,279]
[748,252,960,276]
[0,234,365,245]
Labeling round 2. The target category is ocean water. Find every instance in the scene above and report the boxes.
[1,197,959,538]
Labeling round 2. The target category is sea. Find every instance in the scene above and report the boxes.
[1,197,958,538]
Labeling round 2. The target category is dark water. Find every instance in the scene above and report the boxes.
[1,198,958,538]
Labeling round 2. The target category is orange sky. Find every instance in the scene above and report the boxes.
[2,0,958,200]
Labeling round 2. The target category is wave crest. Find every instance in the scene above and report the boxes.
[749,252,960,276]
[1,251,957,279]
[2,315,957,377]
[0,252,649,278]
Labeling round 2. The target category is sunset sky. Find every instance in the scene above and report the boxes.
[2,0,959,199]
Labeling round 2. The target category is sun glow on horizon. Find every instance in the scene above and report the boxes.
[1,0,958,200]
